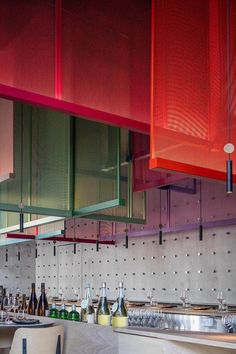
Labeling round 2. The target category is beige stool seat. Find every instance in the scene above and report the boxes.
[9,325,64,354]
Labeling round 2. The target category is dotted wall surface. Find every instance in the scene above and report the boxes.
[35,225,236,305]
[0,242,35,294]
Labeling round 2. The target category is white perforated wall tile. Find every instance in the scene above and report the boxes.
[35,224,236,305]
[58,243,82,299]
[36,240,58,295]
[0,242,35,294]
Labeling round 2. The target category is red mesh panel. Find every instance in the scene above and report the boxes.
[150,0,236,179]
[61,0,150,123]
[0,99,13,177]
[0,0,55,96]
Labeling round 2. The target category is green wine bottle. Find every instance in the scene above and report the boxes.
[49,303,58,318]
[112,282,128,328]
[81,283,95,324]
[68,304,80,321]
[97,282,110,326]
[59,304,68,320]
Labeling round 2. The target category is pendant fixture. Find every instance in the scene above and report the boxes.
[19,105,24,233]
[125,224,129,249]
[96,221,100,252]
[19,202,24,233]
[224,0,234,194]
[53,240,56,256]
[199,180,203,241]
[159,189,163,245]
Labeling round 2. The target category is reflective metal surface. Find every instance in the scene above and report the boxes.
[128,310,226,333]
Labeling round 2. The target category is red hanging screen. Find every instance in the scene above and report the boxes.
[150,0,236,181]
[0,0,151,131]
[61,0,150,124]
[0,0,55,97]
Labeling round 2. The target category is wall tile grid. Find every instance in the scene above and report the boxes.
[2,179,236,304]
[35,224,236,305]
[0,242,35,294]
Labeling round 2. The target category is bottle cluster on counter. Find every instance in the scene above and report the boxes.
[0,283,48,316]
[0,282,128,327]
[49,281,128,327]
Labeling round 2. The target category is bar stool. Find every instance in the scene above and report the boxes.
[9,325,64,354]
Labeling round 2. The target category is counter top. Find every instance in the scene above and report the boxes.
[114,327,236,350]
[50,300,236,317]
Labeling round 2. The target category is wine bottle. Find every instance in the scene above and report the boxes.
[28,283,38,315]
[97,282,110,326]
[20,294,28,312]
[59,304,68,320]
[1,288,6,311]
[0,286,3,310]
[37,283,49,316]
[112,282,128,328]
[81,283,95,324]
[68,304,80,321]
[49,303,59,318]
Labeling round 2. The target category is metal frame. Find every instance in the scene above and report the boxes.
[0,216,64,235]
[149,157,236,182]
[0,84,149,134]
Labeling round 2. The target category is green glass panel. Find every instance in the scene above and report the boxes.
[30,106,71,211]
[82,130,146,224]
[0,211,30,229]
[73,118,122,213]
[0,103,72,216]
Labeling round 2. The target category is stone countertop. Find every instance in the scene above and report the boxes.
[114,327,236,350]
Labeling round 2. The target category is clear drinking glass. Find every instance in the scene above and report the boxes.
[12,296,20,313]
[3,295,13,312]
[217,291,225,310]
[147,290,154,306]
[18,310,26,320]
[180,291,187,307]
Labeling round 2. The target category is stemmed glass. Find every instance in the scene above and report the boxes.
[180,291,187,307]
[95,290,100,303]
[12,296,20,313]
[217,291,225,310]
[147,290,154,306]
[74,288,80,301]
[222,315,233,332]
[3,295,13,313]
[58,288,64,301]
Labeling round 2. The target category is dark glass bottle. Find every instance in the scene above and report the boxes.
[1,288,6,311]
[28,283,38,315]
[37,283,49,316]
[112,282,128,327]
[0,286,3,310]
[49,303,59,318]
[59,304,68,320]
[97,282,110,326]
[20,294,28,312]
[68,304,80,321]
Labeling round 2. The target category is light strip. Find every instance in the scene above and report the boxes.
[0,216,64,235]
[36,229,64,240]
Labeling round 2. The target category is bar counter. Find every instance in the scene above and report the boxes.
[1,313,236,354]
[115,327,236,353]
[28,315,236,354]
